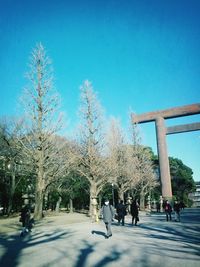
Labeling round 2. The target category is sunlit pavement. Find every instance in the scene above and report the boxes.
[0,208,200,267]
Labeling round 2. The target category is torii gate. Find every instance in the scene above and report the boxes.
[132,103,200,199]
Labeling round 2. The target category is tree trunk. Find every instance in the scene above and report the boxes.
[7,173,15,216]
[90,183,98,222]
[55,196,62,213]
[118,189,124,202]
[34,189,44,220]
[34,148,45,220]
[34,173,44,220]
[44,190,49,210]
[140,190,145,210]
[98,195,102,209]
[7,163,16,216]
[69,198,73,213]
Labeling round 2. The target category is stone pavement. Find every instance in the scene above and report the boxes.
[0,209,200,267]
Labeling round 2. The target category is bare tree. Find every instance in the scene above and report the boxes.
[106,115,158,207]
[129,118,158,209]
[106,117,138,201]
[0,118,31,215]
[18,43,67,220]
[75,80,108,221]
[106,118,126,200]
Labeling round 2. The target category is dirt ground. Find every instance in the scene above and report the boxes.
[0,211,91,234]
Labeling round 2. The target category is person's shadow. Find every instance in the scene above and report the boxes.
[91,230,106,238]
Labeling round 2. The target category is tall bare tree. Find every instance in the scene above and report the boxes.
[129,118,158,209]
[106,118,127,200]
[18,43,67,220]
[106,118,139,201]
[107,115,157,205]
[75,80,108,221]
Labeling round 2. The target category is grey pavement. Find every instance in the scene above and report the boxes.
[0,208,200,267]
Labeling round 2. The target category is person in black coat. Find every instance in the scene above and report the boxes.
[164,200,172,221]
[130,199,139,226]
[116,200,127,226]
[20,205,31,236]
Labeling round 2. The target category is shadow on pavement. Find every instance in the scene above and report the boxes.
[91,230,106,238]
[74,240,122,267]
[74,240,94,267]
[0,229,70,267]
[0,209,200,267]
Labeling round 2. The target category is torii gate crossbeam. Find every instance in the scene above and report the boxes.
[132,103,200,199]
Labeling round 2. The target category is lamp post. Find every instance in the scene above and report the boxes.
[112,183,115,208]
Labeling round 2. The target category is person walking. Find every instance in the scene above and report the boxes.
[20,204,31,236]
[101,199,115,239]
[164,200,172,221]
[116,200,127,226]
[156,201,161,213]
[130,199,139,226]
[174,200,181,222]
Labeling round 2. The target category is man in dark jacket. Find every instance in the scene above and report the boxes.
[131,199,139,226]
[20,205,31,236]
[164,200,172,221]
[101,199,115,239]
[116,200,127,226]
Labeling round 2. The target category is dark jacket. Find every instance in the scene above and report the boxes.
[164,202,172,213]
[116,202,127,216]
[20,205,30,227]
[130,202,139,216]
[174,202,180,213]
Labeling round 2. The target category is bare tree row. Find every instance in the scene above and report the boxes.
[0,44,158,220]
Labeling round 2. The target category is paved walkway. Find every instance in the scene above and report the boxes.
[0,209,200,267]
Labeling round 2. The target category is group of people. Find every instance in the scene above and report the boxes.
[101,199,140,239]
[101,198,183,239]
[19,199,182,239]
[163,200,181,222]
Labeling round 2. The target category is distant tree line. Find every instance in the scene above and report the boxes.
[0,44,196,220]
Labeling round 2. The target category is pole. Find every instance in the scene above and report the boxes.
[112,183,115,208]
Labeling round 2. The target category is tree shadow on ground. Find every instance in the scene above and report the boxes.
[94,250,121,267]
[74,240,94,267]
[74,240,122,267]
[137,222,200,258]
[1,211,200,267]
[0,229,71,266]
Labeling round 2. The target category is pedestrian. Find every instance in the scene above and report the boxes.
[156,201,161,212]
[179,201,185,210]
[20,204,31,236]
[101,199,115,239]
[116,200,127,226]
[130,199,139,226]
[174,200,181,222]
[164,200,172,221]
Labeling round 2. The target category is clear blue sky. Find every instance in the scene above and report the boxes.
[0,0,200,181]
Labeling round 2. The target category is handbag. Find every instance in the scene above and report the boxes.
[114,214,118,220]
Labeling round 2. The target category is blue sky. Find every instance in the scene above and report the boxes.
[0,0,200,181]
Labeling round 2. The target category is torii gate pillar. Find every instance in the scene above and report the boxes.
[132,103,200,199]
[155,116,172,197]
